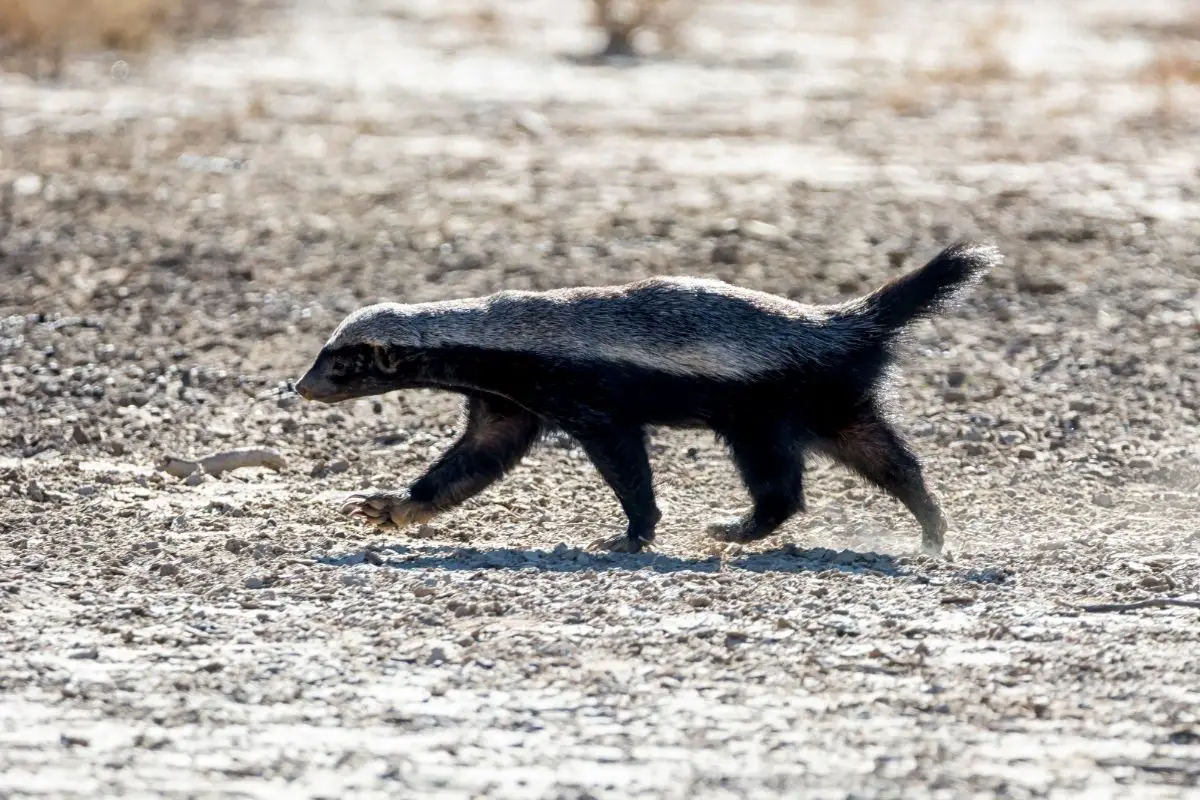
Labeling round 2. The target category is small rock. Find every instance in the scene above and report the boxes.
[943,389,968,403]
[834,550,859,565]
[71,425,93,445]
[1140,574,1174,590]
[687,595,712,608]
[200,660,225,673]
[741,220,786,243]
[711,241,740,265]
[68,647,99,660]
[514,109,553,139]
[1092,493,1115,509]
[724,631,749,647]
[60,733,90,748]
[225,538,247,554]
[997,430,1025,446]
[184,471,206,487]
[412,585,437,598]
[426,641,462,665]
[1128,456,1154,470]
[156,562,179,577]
[946,369,967,388]
[412,524,441,539]
[76,485,98,497]
[14,174,42,196]
[1016,446,1037,460]
[1068,398,1097,413]
[244,575,266,590]
[364,550,385,566]
[310,459,351,478]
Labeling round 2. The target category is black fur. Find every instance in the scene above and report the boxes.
[296,241,999,554]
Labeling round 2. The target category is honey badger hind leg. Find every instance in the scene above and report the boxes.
[341,394,541,532]
[816,403,949,556]
[563,422,661,554]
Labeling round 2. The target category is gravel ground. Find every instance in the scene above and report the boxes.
[2,0,1199,797]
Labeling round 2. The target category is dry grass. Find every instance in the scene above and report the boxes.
[877,4,1018,116]
[0,0,262,77]
[588,0,699,58]
[1140,41,1200,85]
[923,2,1017,87]
[1140,41,1200,121]
[1133,5,1200,121]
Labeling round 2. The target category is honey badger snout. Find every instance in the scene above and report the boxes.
[293,369,321,401]
[294,361,341,403]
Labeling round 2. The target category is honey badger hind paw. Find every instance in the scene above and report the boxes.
[705,513,771,543]
[339,490,438,530]
[587,533,653,554]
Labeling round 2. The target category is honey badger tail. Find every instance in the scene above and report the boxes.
[847,240,1001,338]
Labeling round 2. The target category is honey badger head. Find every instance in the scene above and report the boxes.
[295,303,423,403]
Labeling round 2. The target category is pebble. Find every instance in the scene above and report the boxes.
[1092,493,1115,509]
[157,562,179,577]
[997,430,1025,446]
[412,524,441,539]
[741,220,786,243]
[711,241,740,265]
[1016,446,1037,460]
[244,575,266,590]
[68,647,99,660]
[310,459,351,478]
[225,538,248,553]
[426,641,462,665]
[943,389,968,403]
[76,485,98,497]
[514,110,553,140]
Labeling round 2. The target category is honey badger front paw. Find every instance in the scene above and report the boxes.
[339,490,438,530]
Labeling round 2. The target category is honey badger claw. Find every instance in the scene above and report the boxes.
[340,491,437,530]
[297,241,1000,555]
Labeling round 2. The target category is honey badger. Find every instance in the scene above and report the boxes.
[295,241,1000,555]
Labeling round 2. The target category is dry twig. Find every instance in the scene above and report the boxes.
[159,447,286,479]
[1077,598,1200,613]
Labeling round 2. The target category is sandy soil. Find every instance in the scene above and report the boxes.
[2,0,1199,797]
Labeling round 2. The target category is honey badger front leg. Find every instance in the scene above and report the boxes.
[341,395,541,530]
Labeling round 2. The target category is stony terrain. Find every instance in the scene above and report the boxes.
[1,0,1199,797]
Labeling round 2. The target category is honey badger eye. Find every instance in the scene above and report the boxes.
[328,352,356,379]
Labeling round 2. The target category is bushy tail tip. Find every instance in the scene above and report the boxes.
[853,240,1001,334]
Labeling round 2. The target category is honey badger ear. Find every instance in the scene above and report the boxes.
[372,344,398,374]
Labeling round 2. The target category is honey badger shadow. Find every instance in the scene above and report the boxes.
[295,241,1001,556]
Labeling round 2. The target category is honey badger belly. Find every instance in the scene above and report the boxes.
[295,241,1001,555]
